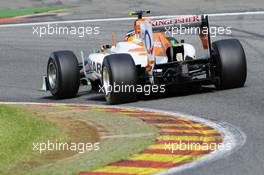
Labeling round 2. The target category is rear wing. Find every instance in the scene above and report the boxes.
[139,14,212,55]
[139,15,212,83]
[151,15,212,50]
[152,15,203,32]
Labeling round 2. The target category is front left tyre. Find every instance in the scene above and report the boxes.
[47,51,80,99]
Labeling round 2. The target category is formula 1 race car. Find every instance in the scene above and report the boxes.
[41,10,247,104]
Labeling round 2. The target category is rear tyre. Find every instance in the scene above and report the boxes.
[102,53,137,104]
[47,51,80,99]
[212,39,247,89]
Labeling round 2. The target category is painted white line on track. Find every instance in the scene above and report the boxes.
[0,101,246,174]
[0,10,263,28]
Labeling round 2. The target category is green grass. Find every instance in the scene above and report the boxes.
[0,5,71,18]
[0,105,68,175]
[0,105,158,175]
[26,110,158,175]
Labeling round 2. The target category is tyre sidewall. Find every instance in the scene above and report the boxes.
[47,51,80,98]
[212,39,247,89]
[102,54,137,104]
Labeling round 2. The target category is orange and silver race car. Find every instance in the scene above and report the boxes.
[42,10,247,104]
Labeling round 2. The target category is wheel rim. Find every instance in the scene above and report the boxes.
[103,66,110,96]
[48,62,57,89]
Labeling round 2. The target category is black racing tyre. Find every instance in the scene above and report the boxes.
[102,53,138,104]
[47,51,80,99]
[212,39,247,89]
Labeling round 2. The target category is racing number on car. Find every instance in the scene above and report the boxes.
[91,61,102,74]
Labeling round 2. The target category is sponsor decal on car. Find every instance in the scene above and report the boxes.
[152,15,201,27]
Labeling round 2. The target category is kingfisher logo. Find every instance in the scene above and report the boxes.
[152,15,201,26]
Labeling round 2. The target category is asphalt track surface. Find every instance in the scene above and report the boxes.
[0,1,264,175]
